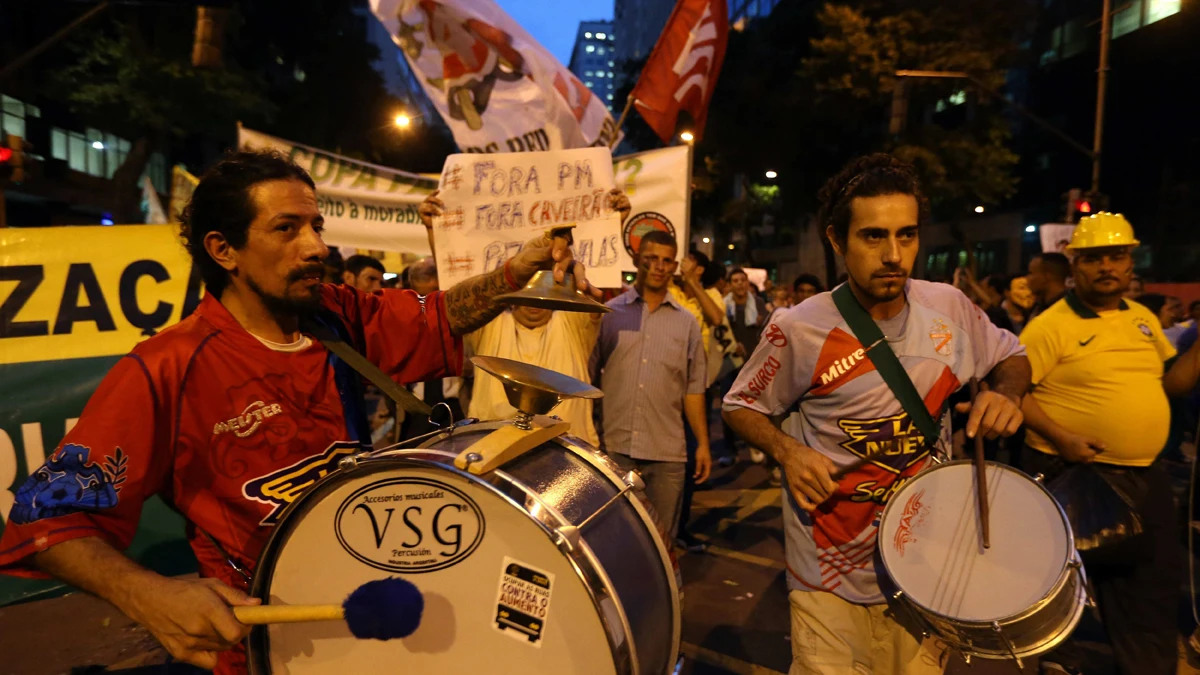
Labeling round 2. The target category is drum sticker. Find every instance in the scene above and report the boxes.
[493,557,555,647]
[892,488,928,557]
[334,477,485,573]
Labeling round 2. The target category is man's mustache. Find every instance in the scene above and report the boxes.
[288,263,326,283]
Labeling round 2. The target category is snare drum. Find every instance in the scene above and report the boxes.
[877,460,1087,663]
[246,421,680,675]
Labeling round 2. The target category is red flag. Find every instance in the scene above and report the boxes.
[629,0,729,144]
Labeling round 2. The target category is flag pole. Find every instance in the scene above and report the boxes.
[610,96,636,149]
[683,136,693,247]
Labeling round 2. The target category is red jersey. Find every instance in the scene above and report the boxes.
[0,285,461,674]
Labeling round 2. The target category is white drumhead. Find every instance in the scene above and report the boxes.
[878,462,1070,622]
[260,462,617,675]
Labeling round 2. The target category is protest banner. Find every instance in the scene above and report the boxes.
[1040,223,1076,253]
[370,0,617,153]
[0,225,199,605]
[613,145,689,270]
[433,147,623,288]
[238,126,438,254]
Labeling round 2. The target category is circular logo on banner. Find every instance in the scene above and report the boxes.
[623,211,676,257]
[335,477,484,573]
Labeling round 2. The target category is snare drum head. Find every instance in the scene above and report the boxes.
[251,460,617,675]
[878,462,1071,622]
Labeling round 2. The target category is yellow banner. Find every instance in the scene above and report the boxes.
[0,225,201,365]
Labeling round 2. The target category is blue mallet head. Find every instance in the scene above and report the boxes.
[342,577,424,640]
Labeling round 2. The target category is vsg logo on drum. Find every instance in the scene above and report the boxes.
[335,477,485,573]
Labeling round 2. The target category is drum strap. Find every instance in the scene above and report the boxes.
[303,315,433,417]
[831,284,942,446]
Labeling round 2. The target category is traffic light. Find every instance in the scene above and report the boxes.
[1064,188,1109,223]
[1,134,25,183]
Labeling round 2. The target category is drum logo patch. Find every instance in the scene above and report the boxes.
[335,477,485,573]
[893,489,928,557]
[494,557,555,647]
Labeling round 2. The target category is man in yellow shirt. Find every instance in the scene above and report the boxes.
[1019,213,1200,675]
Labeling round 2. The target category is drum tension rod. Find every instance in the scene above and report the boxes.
[991,621,1023,669]
[555,472,644,550]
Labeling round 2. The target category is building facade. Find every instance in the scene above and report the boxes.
[567,20,617,111]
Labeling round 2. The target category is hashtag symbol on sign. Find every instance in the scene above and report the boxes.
[443,164,463,191]
[442,207,464,229]
[444,253,474,275]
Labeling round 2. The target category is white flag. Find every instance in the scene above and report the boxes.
[370,0,618,152]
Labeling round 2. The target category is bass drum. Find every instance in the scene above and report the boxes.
[246,421,681,675]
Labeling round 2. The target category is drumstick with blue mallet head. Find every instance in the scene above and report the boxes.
[232,577,424,640]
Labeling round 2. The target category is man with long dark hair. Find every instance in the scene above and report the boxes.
[0,150,593,674]
[724,154,1029,674]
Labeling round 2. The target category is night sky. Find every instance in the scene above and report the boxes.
[496,0,614,65]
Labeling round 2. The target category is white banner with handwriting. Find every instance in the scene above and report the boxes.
[433,147,622,287]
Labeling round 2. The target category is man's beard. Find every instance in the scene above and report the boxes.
[247,267,323,317]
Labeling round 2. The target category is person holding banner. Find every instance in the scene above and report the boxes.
[0,149,594,674]
[723,154,1029,675]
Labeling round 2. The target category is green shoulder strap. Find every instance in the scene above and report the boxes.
[830,284,942,445]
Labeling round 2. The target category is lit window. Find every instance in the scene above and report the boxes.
[608,61,615,67]
[68,132,86,173]
[607,94,614,100]
[585,71,593,77]
[948,90,967,106]
[585,32,593,38]
[597,46,606,55]
[586,45,595,53]
[586,82,593,88]
[596,32,606,39]
[1147,0,1180,24]
[51,128,67,161]
[1112,0,1142,37]
[608,72,614,78]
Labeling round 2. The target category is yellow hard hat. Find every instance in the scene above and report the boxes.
[1067,212,1140,250]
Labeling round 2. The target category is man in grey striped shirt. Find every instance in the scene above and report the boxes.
[591,230,713,537]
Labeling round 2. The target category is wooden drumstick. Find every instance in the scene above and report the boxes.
[969,378,991,549]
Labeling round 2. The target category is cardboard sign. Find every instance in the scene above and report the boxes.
[433,148,622,287]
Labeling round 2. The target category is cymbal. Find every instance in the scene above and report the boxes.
[494,270,612,313]
[471,355,602,417]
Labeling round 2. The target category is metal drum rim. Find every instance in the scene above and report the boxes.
[418,421,682,672]
[878,459,1079,626]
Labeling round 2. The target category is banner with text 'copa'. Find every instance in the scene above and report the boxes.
[0,225,200,605]
[238,126,438,255]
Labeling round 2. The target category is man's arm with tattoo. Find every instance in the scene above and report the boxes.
[443,264,518,336]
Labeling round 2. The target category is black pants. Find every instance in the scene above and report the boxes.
[1021,449,1180,675]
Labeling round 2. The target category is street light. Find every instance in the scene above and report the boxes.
[679,131,694,142]
[394,113,412,128]
[92,141,104,150]
[1025,225,1037,233]
[702,237,711,243]
[765,170,777,179]
[727,243,735,250]
[974,205,985,214]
